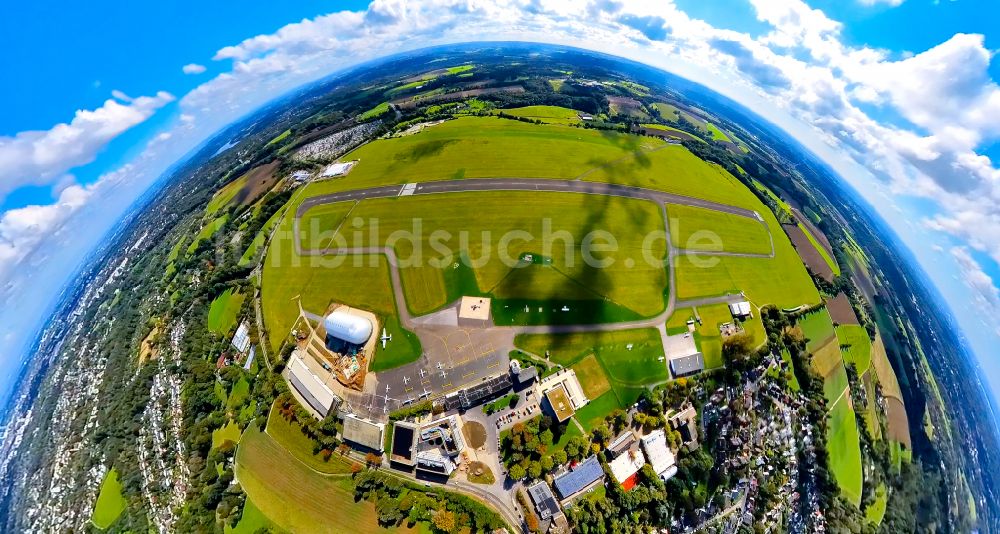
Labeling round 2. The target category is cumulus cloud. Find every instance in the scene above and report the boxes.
[182,63,207,74]
[951,247,1000,335]
[0,91,174,199]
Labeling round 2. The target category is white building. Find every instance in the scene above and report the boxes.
[608,449,646,489]
[729,301,753,319]
[323,310,374,346]
[287,355,339,417]
[640,429,678,481]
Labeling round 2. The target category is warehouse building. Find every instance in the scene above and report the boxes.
[341,413,385,452]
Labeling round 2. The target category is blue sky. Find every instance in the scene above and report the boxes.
[1,0,999,419]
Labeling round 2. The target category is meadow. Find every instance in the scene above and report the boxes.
[797,309,836,352]
[666,204,771,255]
[187,214,229,254]
[704,123,731,142]
[827,396,863,507]
[265,405,358,474]
[797,222,841,276]
[207,175,249,216]
[652,102,706,129]
[208,288,245,334]
[212,420,242,449]
[91,468,127,529]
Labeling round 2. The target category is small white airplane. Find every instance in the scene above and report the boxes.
[419,368,427,378]
[440,369,448,379]
[421,388,431,399]
[384,385,391,394]
[436,362,444,370]
[380,328,392,349]
[403,376,410,385]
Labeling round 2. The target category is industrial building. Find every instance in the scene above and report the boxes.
[729,300,753,319]
[608,449,646,491]
[444,373,512,411]
[669,353,705,378]
[231,322,251,353]
[320,161,356,177]
[552,456,605,502]
[341,413,385,452]
[390,421,419,467]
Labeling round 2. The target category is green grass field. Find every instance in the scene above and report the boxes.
[824,364,850,407]
[227,376,250,411]
[837,324,873,375]
[226,499,274,534]
[239,205,287,266]
[235,426,391,534]
[798,222,841,276]
[296,191,669,318]
[501,105,582,125]
[359,102,391,121]
[446,64,474,74]
[212,420,243,449]
[187,214,229,254]
[265,405,359,474]
[705,123,731,142]
[301,117,665,194]
[652,103,706,129]
[674,195,819,309]
[865,484,888,525]
[827,397,863,507]
[574,390,624,431]
[208,288,245,334]
[667,204,771,255]
[781,349,801,391]
[516,328,665,424]
[798,309,836,352]
[91,468,127,529]
[812,338,845,379]
[640,123,707,143]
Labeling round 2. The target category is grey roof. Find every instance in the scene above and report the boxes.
[670,353,705,377]
[552,456,604,499]
[444,373,512,410]
[516,366,539,383]
[341,415,384,451]
[527,481,561,520]
[289,371,332,417]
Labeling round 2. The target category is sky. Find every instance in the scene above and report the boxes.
[1,0,999,415]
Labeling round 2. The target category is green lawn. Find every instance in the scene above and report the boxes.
[824,364,850,407]
[705,123,731,142]
[780,349,801,391]
[187,214,229,254]
[500,105,582,125]
[446,64,474,75]
[827,397,863,507]
[239,205,287,267]
[570,354,612,400]
[91,468,128,529]
[666,203,771,255]
[368,314,423,372]
[574,391,624,431]
[651,103,706,129]
[212,420,243,449]
[265,129,292,147]
[837,324,873,375]
[208,288,245,334]
[640,123,706,142]
[515,329,666,387]
[359,102,391,121]
[227,376,251,411]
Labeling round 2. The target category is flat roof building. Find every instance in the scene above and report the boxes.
[341,413,385,452]
[321,161,356,177]
[552,456,604,501]
[537,369,589,423]
[669,353,705,378]
[287,354,339,417]
[641,429,677,482]
[444,373,512,411]
[527,481,561,521]
[729,301,753,318]
[390,421,419,466]
[231,322,251,353]
[608,449,646,491]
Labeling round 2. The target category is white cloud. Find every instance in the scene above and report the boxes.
[182,63,207,75]
[951,247,1000,335]
[858,0,906,6]
[0,91,174,200]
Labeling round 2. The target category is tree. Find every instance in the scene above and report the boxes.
[509,464,526,480]
[432,509,456,533]
[528,461,543,479]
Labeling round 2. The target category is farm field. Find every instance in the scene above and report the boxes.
[239,205,287,266]
[781,349,801,391]
[638,123,704,143]
[235,426,398,534]
[784,224,834,281]
[826,292,859,325]
[296,191,669,318]
[667,204,771,255]
[207,175,249,216]
[225,500,273,534]
[359,102,391,120]
[208,288,245,334]
[837,324,873,375]
[824,364,850,407]
[797,309,836,352]
[827,397,863,507]
[797,222,840,276]
[866,484,888,525]
[500,105,582,125]
[870,334,903,400]
[811,339,845,380]
[91,468,127,529]
[652,102,706,129]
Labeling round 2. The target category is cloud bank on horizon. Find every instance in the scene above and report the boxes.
[1,0,999,404]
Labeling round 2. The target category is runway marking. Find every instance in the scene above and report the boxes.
[488,361,500,369]
[405,387,413,393]
[463,371,477,379]
[441,382,452,389]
